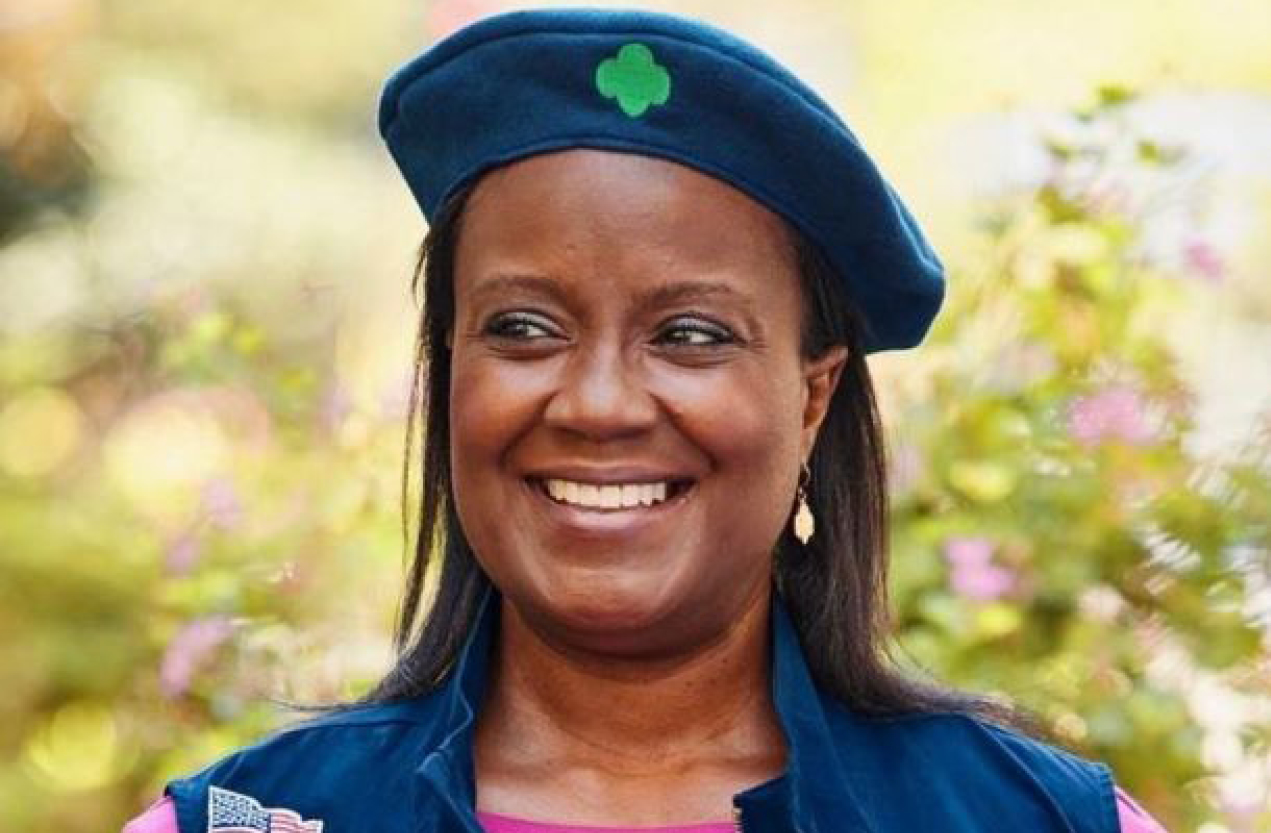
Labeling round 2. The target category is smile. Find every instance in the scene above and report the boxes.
[530,477,695,512]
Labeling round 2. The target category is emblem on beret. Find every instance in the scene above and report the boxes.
[594,42,671,118]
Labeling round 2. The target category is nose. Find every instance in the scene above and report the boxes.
[542,340,659,441]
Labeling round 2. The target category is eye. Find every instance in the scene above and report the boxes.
[655,316,738,348]
[482,312,558,341]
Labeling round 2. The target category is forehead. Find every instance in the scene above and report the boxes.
[453,149,800,306]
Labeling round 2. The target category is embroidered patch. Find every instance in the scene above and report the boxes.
[207,786,324,832]
[594,42,671,117]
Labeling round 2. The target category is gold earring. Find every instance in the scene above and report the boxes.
[793,460,815,545]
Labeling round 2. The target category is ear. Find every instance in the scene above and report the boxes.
[799,345,848,461]
[445,327,454,349]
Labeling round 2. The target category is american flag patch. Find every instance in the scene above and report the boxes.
[207,786,324,833]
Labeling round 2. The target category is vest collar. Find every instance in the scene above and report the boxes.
[414,587,878,833]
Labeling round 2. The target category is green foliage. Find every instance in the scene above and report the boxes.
[888,90,1270,830]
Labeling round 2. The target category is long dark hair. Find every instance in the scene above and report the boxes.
[361,177,1027,728]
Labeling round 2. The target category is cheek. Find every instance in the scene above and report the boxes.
[651,361,803,468]
[649,362,804,545]
[447,354,548,542]
[450,354,541,453]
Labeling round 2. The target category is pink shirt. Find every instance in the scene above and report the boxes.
[124,788,1167,832]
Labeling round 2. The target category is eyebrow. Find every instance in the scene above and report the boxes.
[467,274,762,330]
[467,274,567,305]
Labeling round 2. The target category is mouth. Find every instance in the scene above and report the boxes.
[527,476,696,513]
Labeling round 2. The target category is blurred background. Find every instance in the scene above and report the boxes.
[1,0,1268,830]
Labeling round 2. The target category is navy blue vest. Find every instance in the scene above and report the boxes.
[166,594,1118,832]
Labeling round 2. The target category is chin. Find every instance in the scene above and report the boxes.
[523,578,688,656]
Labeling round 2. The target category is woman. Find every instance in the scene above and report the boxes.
[126,9,1168,832]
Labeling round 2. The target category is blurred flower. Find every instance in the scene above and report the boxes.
[943,536,1017,602]
[163,529,203,575]
[1182,239,1225,283]
[202,476,244,529]
[1066,385,1154,446]
[160,615,234,699]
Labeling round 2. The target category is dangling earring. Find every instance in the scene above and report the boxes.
[793,460,815,545]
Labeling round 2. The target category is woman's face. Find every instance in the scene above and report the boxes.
[449,149,846,657]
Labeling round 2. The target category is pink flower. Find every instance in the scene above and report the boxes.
[944,536,1017,602]
[202,477,243,529]
[164,531,203,575]
[160,615,234,698]
[1067,386,1153,446]
[1183,239,1224,283]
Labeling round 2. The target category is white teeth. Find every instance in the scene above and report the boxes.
[543,478,677,509]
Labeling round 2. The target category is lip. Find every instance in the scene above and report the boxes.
[524,465,697,485]
[524,475,695,537]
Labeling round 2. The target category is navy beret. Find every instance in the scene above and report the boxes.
[378,8,945,352]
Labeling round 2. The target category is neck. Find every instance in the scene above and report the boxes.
[475,589,785,774]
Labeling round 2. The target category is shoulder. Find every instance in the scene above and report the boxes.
[189,694,446,772]
[819,697,1119,833]
[162,694,448,833]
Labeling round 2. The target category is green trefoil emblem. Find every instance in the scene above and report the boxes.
[594,42,671,118]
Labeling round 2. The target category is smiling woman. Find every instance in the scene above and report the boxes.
[446,150,838,663]
[125,7,1167,833]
